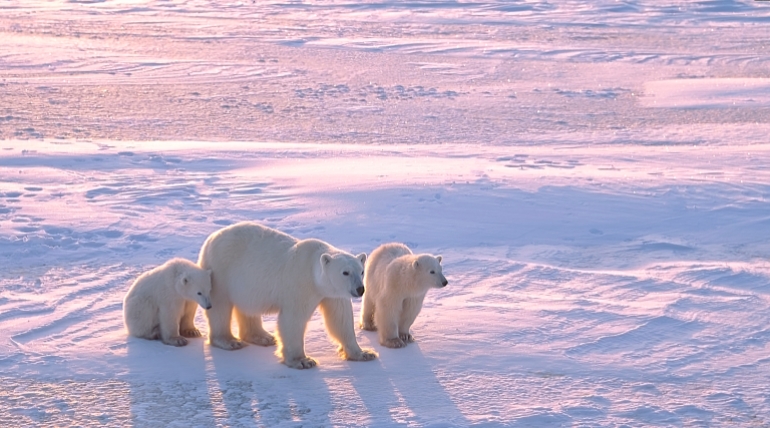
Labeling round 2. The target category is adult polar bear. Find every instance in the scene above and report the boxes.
[198,221,377,369]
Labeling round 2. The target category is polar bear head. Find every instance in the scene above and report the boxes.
[319,252,367,298]
[176,267,213,310]
[412,254,448,290]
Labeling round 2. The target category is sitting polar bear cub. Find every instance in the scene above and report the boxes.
[198,221,378,369]
[123,258,212,346]
[361,243,448,348]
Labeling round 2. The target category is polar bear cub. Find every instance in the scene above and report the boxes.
[198,221,378,369]
[361,243,448,348]
[123,258,212,347]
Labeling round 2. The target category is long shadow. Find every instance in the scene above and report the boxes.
[206,343,335,426]
[124,335,214,426]
[347,332,470,427]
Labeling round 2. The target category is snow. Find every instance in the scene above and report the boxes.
[644,78,770,108]
[2,0,770,426]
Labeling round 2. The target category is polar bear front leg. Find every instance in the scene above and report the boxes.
[234,307,276,346]
[206,301,246,350]
[276,308,316,369]
[179,300,202,338]
[320,298,378,361]
[374,295,406,348]
[159,304,188,347]
[398,295,425,343]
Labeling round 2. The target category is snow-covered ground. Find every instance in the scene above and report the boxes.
[2,1,770,426]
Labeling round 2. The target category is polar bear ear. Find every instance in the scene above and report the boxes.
[357,253,367,266]
[436,255,442,264]
[321,253,333,266]
[412,259,419,269]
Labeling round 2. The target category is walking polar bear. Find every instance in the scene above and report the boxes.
[198,221,377,369]
[123,258,213,347]
[361,243,448,348]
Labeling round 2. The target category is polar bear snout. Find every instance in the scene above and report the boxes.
[197,295,213,310]
[348,272,366,297]
[434,272,448,288]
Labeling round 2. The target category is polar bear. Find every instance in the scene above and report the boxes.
[360,243,448,348]
[123,258,213,347]
[198,221,378,369]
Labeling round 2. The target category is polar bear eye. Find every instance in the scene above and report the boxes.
[197,292,202,295]
[430,270,435,274]
[343,271,350,276]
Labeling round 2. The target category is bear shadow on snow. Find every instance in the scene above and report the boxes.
[347,338,469,426]
[125,335,336,426]
[124,336,216,426]
[122,320,466,425]
[203,340,468,426]
[206,342,337,426]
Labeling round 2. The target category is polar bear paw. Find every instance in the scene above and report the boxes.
[286,356,317,369]
[399,333,415,343]
[357,349,379,361]
[180,327,202,338]
[341,347,378,361]
[244,334,277,347]
[360,321,377,331]
[381,337,407,349]
[211,337,247,350]
[163,336,189,347]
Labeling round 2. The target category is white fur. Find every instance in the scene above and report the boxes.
[123,258,213,347]
[197,221,377,369]
[360,243,448,348]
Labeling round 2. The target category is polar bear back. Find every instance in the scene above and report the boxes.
[126,258,199,300]
[198,222,333,312]
[364,243,413,301]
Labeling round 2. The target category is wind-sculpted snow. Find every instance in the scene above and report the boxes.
[1,141,769,426]
[2,0,770,426]
[2,1,770,144]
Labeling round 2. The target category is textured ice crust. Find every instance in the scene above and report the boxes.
[2,0,770,426]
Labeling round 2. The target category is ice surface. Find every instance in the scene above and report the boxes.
[644,78,770,108]
[2,1,770,427]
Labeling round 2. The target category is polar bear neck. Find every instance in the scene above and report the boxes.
[312,259,328,289]
[297,238,335,293]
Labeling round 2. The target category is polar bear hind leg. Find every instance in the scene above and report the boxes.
[276,307,317,369]
[234,307,276,346]
[125,297,162,340]
[360,295,377,331]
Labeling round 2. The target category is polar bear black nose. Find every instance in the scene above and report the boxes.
[356,286,365,297]
[442,280,448,287]
[206,304,212,310]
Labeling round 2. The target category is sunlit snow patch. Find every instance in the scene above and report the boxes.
[642,78,770,108]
